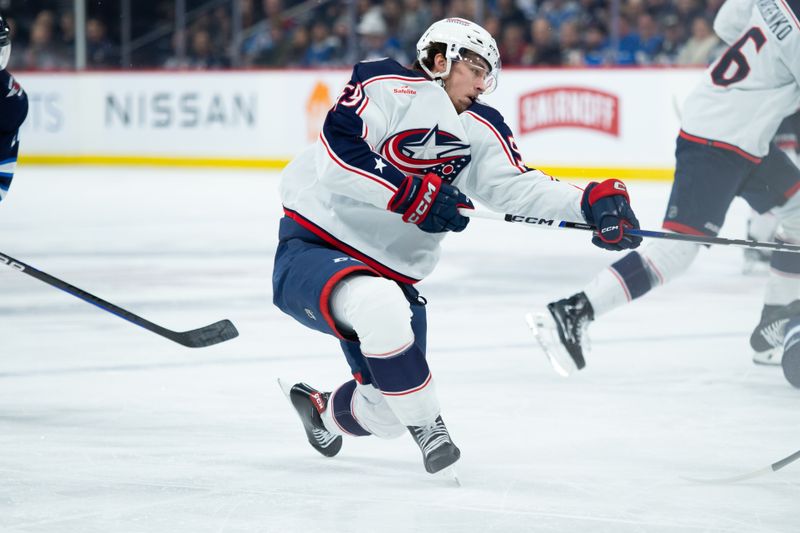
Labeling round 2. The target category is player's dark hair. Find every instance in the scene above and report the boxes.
[412,42,447,74]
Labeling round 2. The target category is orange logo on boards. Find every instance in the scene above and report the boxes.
[306,81,333,142]
[519,87,620,137]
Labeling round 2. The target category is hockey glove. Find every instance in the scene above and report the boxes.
[581,179,642,251]
[388,173,474,233]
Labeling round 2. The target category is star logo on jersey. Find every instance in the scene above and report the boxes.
[380,125,471,181]
[374,157,387,173]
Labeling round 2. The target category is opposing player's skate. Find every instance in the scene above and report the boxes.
[528,292,594,376]
[407,415,460,474]
[277,379,342,457]
[750,300,800,366]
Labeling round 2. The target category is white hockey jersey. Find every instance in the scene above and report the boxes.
[279,59,584,283]
[681,0,800,159]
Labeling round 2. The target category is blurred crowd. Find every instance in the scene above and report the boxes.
[2,0,729,70]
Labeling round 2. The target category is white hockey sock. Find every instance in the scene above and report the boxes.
[584,240,700,318]
[764,273,800,306]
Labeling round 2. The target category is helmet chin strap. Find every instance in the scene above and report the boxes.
[419,56,453,88]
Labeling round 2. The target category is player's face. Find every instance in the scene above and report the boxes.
[434,53,489,114]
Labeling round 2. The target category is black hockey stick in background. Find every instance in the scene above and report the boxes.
[459,209,800,253]
[0,252,239,348]
[683,448,800,483]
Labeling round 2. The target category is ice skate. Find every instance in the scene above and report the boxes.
[750,300,800,366]
[527,292,594,376]
[407,415,460,474]
[277,379,342,458]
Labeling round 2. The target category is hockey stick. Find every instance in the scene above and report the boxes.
[459,208,800,253]
[683,448,800,484]
[0,252,239,348]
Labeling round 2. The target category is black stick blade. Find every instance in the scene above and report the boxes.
[168,319,239,348]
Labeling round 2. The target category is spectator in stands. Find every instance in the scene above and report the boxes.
[86,18,118,67]
[284,24,311,66]
[540,0,581,33]
[633,12,664,64]
[559,18,584,65]
[19,13,68,69]
[612,15,642,65]
[675,15,720,65]
[582,20,609,66]
[654,13,684,64]
[493,0,527,28]
[645,0,674,20]
[356,7,408,64]
[57,10,75,60]
[499,22,529,66]
[187,29,229,69]
[304,21,341,67]
[526,17,562,66]
[704,0,725,19]
[447,0,477,20]
[398,0,432,59]
[674,0,703,29]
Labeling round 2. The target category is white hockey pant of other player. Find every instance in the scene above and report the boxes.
[330,274,440,429]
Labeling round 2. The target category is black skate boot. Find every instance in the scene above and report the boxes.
[278,380,342,458]
[407,415,461,474]
[750,300,800,365]
[528,291,594,376]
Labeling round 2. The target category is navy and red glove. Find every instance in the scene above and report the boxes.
[388,172,474,233]
[580,179,642,251]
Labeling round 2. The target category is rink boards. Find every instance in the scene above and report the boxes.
[13,67,704,180]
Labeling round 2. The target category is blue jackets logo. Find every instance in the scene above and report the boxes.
[381,125,471,180]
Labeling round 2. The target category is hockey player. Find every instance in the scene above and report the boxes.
[0,13,27,204]
[533,0,800,376]
[272,17,641,474]
[743,111,800,274]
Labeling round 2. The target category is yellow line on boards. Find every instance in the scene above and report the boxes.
[537,166,674,181]
[18,155,675,181]
[19,155,292,169]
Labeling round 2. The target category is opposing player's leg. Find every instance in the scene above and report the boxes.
[533,135,751,374]
[782,317,800,388]
[742,142,800,364]
[743,209,778,274]
[744,115,800,272]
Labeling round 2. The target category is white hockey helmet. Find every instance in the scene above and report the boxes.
[415,18,501,94]
[0,14,10,71]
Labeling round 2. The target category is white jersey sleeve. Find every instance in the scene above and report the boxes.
[459,102,583,222]
[714,0,754,45]
[680,0,800,157]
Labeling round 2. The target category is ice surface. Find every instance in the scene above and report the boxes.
[1,166,798,533]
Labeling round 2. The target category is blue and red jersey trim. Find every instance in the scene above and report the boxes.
[282,207,421,285]
[679,130,762,164]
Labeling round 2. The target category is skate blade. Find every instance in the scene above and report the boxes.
[277,377,293,399]
[752,348,783,366]
[436,465,461,487]
[525,312,575,377]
